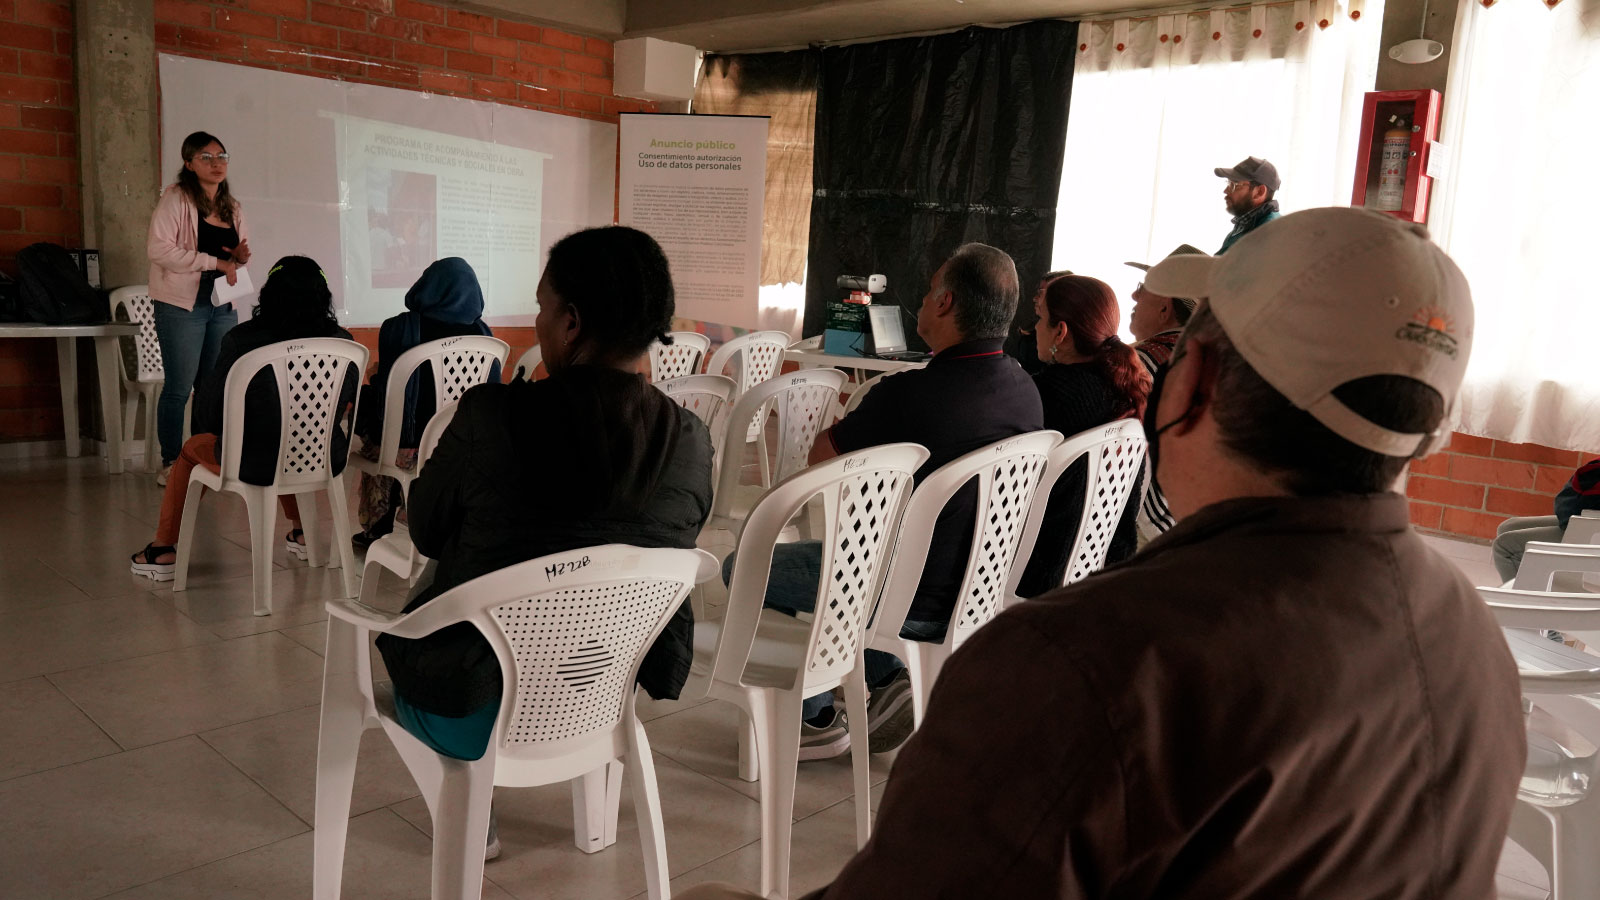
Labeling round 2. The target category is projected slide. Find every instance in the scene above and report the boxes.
[157,55,616,326]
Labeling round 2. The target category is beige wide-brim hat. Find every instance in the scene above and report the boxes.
[1144,207,1474,459]
[1124,243,1208,272]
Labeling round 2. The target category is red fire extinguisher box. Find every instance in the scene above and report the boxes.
[1351,89,1441,224]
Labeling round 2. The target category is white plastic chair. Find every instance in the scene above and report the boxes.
[687,442,928,899]
[513,344,542,381]
[1482,588,1600,900]
[1012,418,1148,596]
[655,374,736,475]
[866,430,1060,729]
[361,401,459,589]
[349,336,509,499]
[314,545,710,900]
[173,338,368,616]
[111,285,162,471]
[648,331,711,382]
[705,330,792,487]
[841,371,887,418]
[706,368,847,534]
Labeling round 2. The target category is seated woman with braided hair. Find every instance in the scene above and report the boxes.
[376,226,714,777]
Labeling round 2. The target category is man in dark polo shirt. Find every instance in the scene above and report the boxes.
[725,242,1042,760]
[683,209,1524,899]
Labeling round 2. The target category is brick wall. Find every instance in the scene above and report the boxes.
[151,0,653,121]
[1406,432,1597,541]
[0,0,80,440]
[0,0,653,447]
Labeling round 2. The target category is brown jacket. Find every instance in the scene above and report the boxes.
[816,493,1525,899]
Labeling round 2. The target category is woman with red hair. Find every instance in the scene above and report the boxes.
[1017,275,1152,596]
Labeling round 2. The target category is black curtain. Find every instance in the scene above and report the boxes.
[805,20,1077,362]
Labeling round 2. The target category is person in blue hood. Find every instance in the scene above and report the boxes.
[352,257,498,547]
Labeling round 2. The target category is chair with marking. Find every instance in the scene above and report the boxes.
[686,442,928,899]
[866,430,1060,730]
[313,545,714,900]
[706,368,847,535]
[1011,418,1148,599]
[705,330,793,487]
[349,335,508,502]
[173,338,368,616]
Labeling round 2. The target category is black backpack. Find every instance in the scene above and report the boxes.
[17,242,107,325]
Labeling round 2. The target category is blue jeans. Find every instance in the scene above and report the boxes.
[152,298,237,465]
[722,541,947,720]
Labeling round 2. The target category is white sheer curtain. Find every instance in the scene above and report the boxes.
[1054,2,1381,331]
[1430,0,1600,450]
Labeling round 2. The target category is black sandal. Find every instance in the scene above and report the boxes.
[130,543,177,581]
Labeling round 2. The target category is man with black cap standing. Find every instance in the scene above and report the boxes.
[1215,155,1281,253]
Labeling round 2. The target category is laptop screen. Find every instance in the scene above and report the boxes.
[869,305,908,354]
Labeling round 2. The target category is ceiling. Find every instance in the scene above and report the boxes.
[460,0,1188,52]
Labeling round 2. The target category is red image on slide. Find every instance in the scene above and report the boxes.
[368,168,437,290]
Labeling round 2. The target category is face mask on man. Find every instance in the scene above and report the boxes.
[1143,349,1199,475]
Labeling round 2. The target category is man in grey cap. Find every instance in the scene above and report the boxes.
[677,207,1523,900]
[1215,155,1281,253]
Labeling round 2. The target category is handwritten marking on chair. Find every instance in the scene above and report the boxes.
[287,344,305,352]
[545,555,592,581]
[440,337,462,347]
[788,375,811,386]
[844,456,867,471]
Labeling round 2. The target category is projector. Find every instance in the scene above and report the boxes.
[836,274,887,294]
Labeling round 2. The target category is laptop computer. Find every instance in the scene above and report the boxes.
[867,305,931,361]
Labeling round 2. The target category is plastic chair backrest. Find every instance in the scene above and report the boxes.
[367,545,702,756]
[649,332,711,381]
[218,338,369,490]
[842,372,888,418]
[656,374,735,443]
[1482,587,1600,695]
[868,431,1061,651]
[110,285,163,382]
[374,336,509,465]
[716,443,929,691]
[514,344,543,381]
[710,368,847,518]
[416,401,458,470]
[705,330,792,394]
[1013,418,1148,594]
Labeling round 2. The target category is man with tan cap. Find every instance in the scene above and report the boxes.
[678,208,1525,900]
[1215,155,1281,253]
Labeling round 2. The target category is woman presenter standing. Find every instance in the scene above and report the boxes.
[145,131,251,485]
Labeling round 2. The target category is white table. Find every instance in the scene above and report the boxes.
[0,322,139,474]
[784,335,928,376]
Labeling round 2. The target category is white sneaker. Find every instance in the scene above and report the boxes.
[155,464,172,487]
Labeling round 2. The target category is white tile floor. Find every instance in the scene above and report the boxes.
[0,454,1555,899]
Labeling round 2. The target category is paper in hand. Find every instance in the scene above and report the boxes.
[213,264,256,306]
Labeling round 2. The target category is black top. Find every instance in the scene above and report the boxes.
[830,338,1043,625]
[1016,362,1140,597]
[191,316,356,486]
[195,219,237,306]
[354,314,486,448]
[376,366,715,716]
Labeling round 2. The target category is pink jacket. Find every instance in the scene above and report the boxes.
[145,184,249,311]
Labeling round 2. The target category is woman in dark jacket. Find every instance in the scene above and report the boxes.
[1017,275,1151,597]
[376,226,713,765]
[352,257,498,547]
[130,256,356,579]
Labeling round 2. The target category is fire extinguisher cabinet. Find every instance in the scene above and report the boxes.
[1351,89,1441,224]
